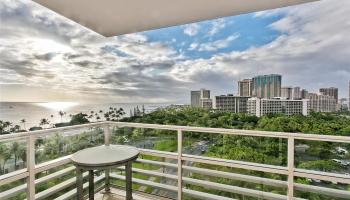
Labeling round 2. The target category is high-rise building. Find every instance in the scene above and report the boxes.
[293,87,301,100]
[338,98,348,111]
[191,89,210,108]
[191,91,201,107]
[200,98,213,109]
[281,87,293,99]
[247,97,309,117]
[319,87,338,101]
[252,74,282,99]
[214,95,250,113]
[308,93,337,113]
[238,79,252,97]
[301,89,309,99]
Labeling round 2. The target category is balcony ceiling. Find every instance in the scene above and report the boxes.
[32,0,317,37]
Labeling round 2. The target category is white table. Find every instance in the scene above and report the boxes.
[71,145,139,200]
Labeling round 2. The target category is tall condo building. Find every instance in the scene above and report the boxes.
[252,74,282,99]
[338,98,348,111]
[214,95,250,113]
[200,98,213,110]
[247,97,309,117]
[191,89,211,108]
[293,87,301,100]
[319,87,338,101]
[237,79,252,97]
[281,87,293,99]
[301,89,309,99]
[308,93,336,113]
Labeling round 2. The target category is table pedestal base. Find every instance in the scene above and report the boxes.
[75,162,133,200]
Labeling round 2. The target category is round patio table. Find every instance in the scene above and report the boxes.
[71,145,139,200]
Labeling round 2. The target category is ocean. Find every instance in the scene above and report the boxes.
[0,102,169,129]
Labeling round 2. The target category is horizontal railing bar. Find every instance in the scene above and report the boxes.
[54,175,105,200]
[183,188,236,200]
[136,159,177,168]
[183,176,305,200]
[295,183,350,199]
[117,166,178,180]
[0,169,28,186]
[1,121,349,144]
[0,122,107,142]
[0,166,77,200]
[35,166,75,185]
[183,165,287,187]
[111,172,299,200]
[0,182,26,200]
[294,168,350,184]
[35,155,72,174]
[33,171,90,200]
[112,122,350,143]
[139,149,178,159]
[182,154,289,175]
[111,173,178,192]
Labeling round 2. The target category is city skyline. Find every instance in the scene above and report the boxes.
[1,0,350,103]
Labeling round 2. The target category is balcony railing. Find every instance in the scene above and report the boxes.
[0,121,349,200]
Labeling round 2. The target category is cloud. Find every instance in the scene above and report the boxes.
[183,23,200,36]
[0,0,185,102]
[208,19,227,36]
[171,0,350,98]
[188,43,199,51]
[197,34,240,52]
[1,0,349,103]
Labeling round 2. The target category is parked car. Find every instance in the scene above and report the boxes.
[335,147,348,154]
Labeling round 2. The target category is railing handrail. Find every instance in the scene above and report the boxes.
[0,121,349,143]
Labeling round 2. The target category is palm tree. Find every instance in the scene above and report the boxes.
[20,119,26,130]
[104,113,110,121]
[11,142,20,169]
[11,125,21,133]
[58,111,65,122]
[0,144,11,174]
[4,121,12,132]
[39,118,50,128]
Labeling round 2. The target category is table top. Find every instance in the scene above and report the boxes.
[71,145,139,168]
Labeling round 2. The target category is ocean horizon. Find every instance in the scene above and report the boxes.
[0,102,170,129]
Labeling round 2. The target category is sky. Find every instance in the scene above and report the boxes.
[0,0,349,103]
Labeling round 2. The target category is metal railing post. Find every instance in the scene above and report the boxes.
[287,136,294,200]
[26,135,35,200]
[104,124,110,146]
[104,124,111,192]
[177,129,183,200]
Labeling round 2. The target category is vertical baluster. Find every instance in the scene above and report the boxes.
[104,124,110,146]
[104,124,111,193]
[26,135,35,200]
[287,137,294,200]
[177,129,183,200]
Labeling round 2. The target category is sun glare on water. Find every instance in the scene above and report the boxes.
[36,102,78,111]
